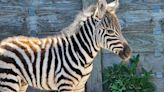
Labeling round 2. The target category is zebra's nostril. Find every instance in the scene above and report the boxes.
[124,44,131,55]
[119,43,131,61]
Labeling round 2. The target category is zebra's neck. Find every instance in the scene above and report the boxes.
[73,16,100,64]
[52,16,100,65]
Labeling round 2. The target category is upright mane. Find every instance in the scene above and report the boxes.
[57,5,97,36]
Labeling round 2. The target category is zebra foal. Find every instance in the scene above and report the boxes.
[0,0,131,92]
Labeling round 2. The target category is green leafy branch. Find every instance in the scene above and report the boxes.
[103,54,155,92]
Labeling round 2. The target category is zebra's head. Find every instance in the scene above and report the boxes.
[94,0,131,61]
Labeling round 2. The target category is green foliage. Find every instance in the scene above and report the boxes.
[103,55,155,92]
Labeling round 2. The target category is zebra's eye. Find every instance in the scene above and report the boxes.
[107,30,114,34]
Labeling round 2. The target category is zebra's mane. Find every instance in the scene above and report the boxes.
[57,5,97,37]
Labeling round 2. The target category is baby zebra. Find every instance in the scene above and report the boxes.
[0,0,131,92]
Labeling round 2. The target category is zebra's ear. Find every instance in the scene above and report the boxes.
[107,0,119,13]
[94,0,107,19]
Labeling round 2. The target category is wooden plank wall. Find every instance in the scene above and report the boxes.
[0,0,82,38]
[0,0,27,39]
[0,0,164,92]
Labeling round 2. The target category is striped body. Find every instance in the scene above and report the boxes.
[0,16,100,92]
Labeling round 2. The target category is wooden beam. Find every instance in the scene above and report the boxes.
[86,51,103,92]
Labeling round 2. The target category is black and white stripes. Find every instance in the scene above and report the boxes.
[0,0,131,92]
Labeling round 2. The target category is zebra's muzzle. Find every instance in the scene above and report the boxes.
[118,43,131,61]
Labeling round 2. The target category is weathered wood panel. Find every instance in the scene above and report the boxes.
[0,0,82,39]
[36,0,82,35]
[0,1,28,39]
[0,0,164,92]
[82,0,96,10]
[86,51,103,92]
